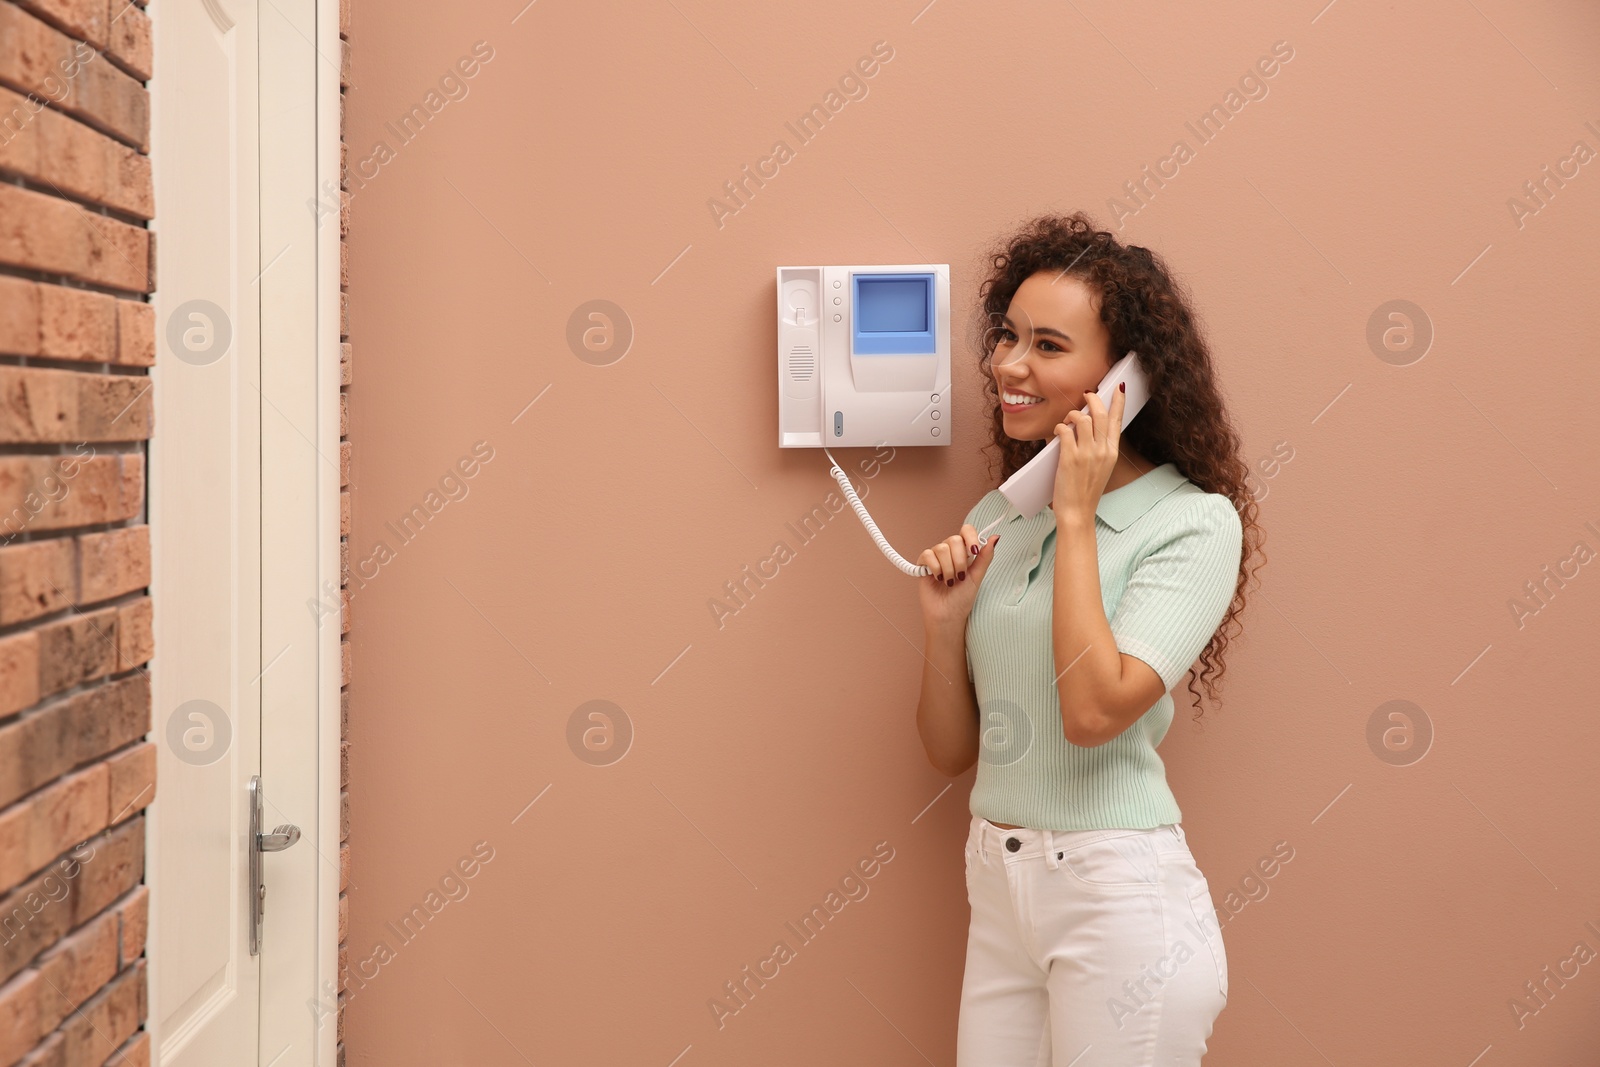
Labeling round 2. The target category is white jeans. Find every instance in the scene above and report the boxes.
[958,816,1228,1066]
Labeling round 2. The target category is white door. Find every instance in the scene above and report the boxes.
[149,0,340,1063]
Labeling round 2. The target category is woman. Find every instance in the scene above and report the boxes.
[915,212,1263,1066]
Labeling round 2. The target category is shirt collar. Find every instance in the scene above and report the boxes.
[1004,462,1189,532]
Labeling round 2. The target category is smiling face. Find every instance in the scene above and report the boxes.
[990,271,1118,442]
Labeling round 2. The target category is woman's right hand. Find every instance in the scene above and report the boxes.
[917,524,1001,629]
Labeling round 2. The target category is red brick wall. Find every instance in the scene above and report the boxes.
[0,0,156,1063]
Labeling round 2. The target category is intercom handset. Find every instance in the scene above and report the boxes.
[827,350,1151,577]
[996,350,1152,519]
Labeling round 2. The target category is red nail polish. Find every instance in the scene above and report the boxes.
[1120,381,1126,393]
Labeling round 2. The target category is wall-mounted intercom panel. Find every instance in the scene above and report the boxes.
[777,263,951,448]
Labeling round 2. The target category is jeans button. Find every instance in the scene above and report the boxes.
[1005,837,1021,852]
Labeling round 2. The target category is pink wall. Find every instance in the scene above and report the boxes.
[341,2,1600,1063]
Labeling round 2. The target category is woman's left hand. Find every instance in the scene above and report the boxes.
[1051,383,1127,525]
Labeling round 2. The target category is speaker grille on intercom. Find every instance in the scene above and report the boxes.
[788,346,814,381]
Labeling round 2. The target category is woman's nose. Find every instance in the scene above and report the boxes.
[995,344,1035,370]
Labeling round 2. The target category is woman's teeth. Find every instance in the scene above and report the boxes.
[1004,392,1044,406]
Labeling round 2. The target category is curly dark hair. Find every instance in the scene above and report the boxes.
[971,211,1265,722]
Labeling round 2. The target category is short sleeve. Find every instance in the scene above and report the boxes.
[1109,494,1242,693]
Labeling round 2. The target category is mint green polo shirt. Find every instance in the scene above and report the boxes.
[961,462,1243,831]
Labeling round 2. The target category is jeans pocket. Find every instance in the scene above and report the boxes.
[1056,832,1163,889]
[1185,881,1227,1000]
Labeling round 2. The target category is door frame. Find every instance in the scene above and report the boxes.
[309,0,344,1058]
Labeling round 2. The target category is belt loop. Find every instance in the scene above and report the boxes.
[978,821,988,864]
[1044,828,1059,869]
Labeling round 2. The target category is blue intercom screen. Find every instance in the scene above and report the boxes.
[852,273,936,355]
[858,279,927,332]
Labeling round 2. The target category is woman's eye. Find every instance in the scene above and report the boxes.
[994,328,1060,353]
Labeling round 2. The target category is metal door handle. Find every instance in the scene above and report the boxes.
[258,825,301,852]
[249,775,301,955]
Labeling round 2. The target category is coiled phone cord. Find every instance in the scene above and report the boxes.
[824,448,1004,578]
